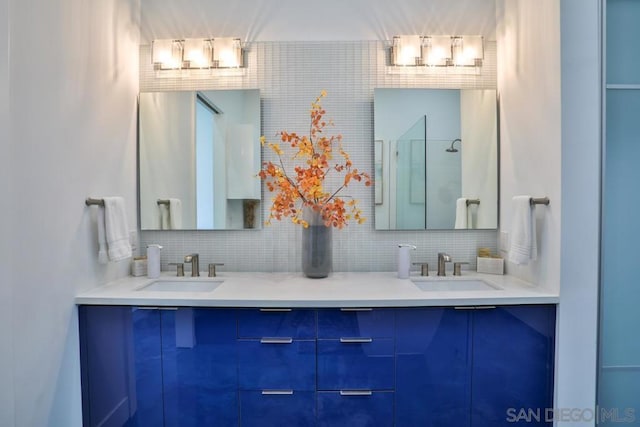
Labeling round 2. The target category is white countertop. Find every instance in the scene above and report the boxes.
[75,271,559,308]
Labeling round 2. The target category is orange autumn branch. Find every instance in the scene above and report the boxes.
[258,91,371,229]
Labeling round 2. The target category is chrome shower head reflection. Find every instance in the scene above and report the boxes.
[446,138,461,153]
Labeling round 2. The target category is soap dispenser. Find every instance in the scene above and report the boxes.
[397,244,417,279]
[147,244,163,279]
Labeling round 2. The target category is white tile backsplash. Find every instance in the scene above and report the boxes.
[139,40,498,273]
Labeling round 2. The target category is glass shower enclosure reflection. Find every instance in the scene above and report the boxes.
[390,116,461,230]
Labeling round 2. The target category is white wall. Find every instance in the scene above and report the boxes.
[140,0,497,43]
[496,0,561,290]
[1,0,15,425]
[7,0,140,425]
[557,0,601,423]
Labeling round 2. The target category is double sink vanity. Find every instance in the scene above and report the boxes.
[77,271,558,426]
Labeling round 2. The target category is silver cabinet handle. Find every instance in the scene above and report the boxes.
[475,305,497,310]
[260,338,293,344]
[136,306,178,310]
[340,390,373,396]
[340,308,373,312]
[340,338,373,343]
[454,306,476,310]
[259,308,292,312]
[262,390,294,395]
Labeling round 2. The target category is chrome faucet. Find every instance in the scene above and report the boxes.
[437,252,451,276]
[184,253,200,277]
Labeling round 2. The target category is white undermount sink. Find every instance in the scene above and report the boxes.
[137,279,224,292]
[411,278,501,292]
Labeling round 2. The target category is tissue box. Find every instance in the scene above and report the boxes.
[131,256,148,277]
[476,257,504,275]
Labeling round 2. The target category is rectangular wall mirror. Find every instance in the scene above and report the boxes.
[139,89,261,230]
[374,88,498,230]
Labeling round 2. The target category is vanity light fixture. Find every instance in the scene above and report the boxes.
[151,37,245,71]
[422,35,453,67]
[182,38,213,69]
[452,35,484,67]
[152,39,183,70]
[392,35,422,66]
[390,35,484,68]
[212,37,243,68]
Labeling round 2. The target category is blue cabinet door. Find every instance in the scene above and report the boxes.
[129,307,164,427]
[161,308,238,427]
[79,306,140,427]
[240,390,316,426]
[317,338,394,390]
[238,339,316,390]
[238,308,316,339]
[395,307,472,427]
[317,391,394,427]
[79,306,165,427]
[471,305,556,427]
[318,308,394,338]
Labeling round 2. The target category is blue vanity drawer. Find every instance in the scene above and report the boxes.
[317,391,394,427]
[238,339,316,390]
[240,390,316,426]
[237,308,316,339]
[317,338,394,390]
[317,308,395,338]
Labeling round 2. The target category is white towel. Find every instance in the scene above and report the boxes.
[103,197,132,261]
[169,198,182,229]
[159,203,170,230]
[96,207,109,264]
[508,195,537,265]
[455,198,468,229]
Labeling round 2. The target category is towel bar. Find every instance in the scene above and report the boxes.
[530,197,550,206]
[85,198,104,206]
[466,199,480,207]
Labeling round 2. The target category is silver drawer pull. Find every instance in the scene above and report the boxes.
[262,390,294,395]
[340,338,373,343]
[260,338,293,344]
[159,307,178,311]
[135,307,159,310]
[259,308,292,312]
[454,305,497,310]
[340,308,373,312]
[340,390,373,396]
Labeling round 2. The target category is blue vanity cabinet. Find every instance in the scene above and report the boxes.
[129,307,165,427]
[79,306,238,427]
[79,305,135,427]
[237,309,317,426]
[395,307,473,427]
[79,306,164,427]
[160,308,238,427]
[316,308,395,426]
[239,390,316,427]
[393,305,556,427]
[317,391,395,427]
[471,305,556,427]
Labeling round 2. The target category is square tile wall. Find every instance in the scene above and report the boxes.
[139,40,498,273]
